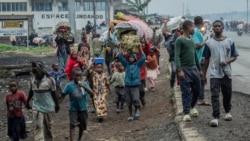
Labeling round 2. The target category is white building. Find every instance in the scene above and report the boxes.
[0,0,131,43]
[32,0,108,35]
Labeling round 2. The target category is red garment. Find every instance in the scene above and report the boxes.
[65,53,84,80]
[146,54,158,70]
[137,41,152,80]
[6,90,27,117]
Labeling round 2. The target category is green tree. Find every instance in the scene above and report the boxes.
[126,0,151,18]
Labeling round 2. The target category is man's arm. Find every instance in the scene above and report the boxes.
[194,51,201,71]
[202,44,211,83]
[49,78,60,113]
[220,42,239,66]
[174,38,182,71]
[138,46,146,67]
[26,82,33,109]
[51,90,60,113]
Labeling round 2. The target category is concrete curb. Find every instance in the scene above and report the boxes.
[173,87,207,141]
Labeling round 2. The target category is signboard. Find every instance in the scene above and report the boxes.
[0,20,28,37]
[0,28,28,36]
[33,11,106,32]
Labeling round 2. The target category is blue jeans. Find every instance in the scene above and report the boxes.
[180,67,201,114]
[57,48,68,72]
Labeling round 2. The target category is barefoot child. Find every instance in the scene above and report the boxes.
[87,58,111,122]
[118,46,146,121]
[6,80,28,141]
[110,62,126,113]
[59,68,93,141]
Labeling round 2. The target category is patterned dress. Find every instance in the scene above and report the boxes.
[90,70,110,117]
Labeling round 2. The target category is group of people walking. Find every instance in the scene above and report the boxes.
[5,22,162,141]
[165,16,238,127]
[4,15,239,141]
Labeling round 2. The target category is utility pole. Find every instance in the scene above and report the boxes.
[182,3,184,16]
[93,0,97,31]
[247,0,249,24]
[68,0,76,34]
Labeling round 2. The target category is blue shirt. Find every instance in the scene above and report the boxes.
[63,81,90,111]
[192,27,204,63]
[50,70,64,85]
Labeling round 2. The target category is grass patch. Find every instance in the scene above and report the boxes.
[0,44,55,56]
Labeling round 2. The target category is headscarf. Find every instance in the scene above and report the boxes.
[30,61,50,76]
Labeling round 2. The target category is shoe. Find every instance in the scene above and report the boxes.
[127,116,134,121]
[144,88,148,92]
[190,108,199,117]
[116,109,120,113]
[210,119,219,127]
[91,108,96,113]
[224,113,233,121]
[183,114,191,122]
[135,109,140,118]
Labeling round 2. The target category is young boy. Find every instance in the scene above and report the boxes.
[50,63,65,94]
[118,46,146,121]
[60,68,93,141]
[174,20,203,122]
[110,62,126,113]
[6,80,28,141]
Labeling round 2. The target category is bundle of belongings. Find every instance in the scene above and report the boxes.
[55,21,74,42]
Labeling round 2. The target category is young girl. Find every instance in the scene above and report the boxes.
[87,58,111,122]
[65,50,85,80]
[146,47,160,92]
[6,80,28,141]
[110,62,125,113]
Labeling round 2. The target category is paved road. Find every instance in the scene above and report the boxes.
[204,31,250,95]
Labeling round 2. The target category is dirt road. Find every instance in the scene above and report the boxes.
[0,50,181,141]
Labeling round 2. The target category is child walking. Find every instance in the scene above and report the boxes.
[145,47,160,92]
[65,50,85,80]
[59,68,93,141]
[5,80,28,141]
[118,46,146,121]
[50,63,65,94]
[110,62,126,113]
[87,58,111,122]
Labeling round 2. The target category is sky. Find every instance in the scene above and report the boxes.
[147,0,247,16]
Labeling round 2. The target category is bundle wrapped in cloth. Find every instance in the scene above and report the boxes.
[121,35,141,53]
[55,21,74,42]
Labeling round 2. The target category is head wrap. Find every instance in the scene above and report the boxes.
[30,61,50,76]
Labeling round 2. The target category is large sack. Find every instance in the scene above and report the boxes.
[54,21,74,41]
[128,20,153,40]
[121,35,141,53]
[166,16,185,32]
